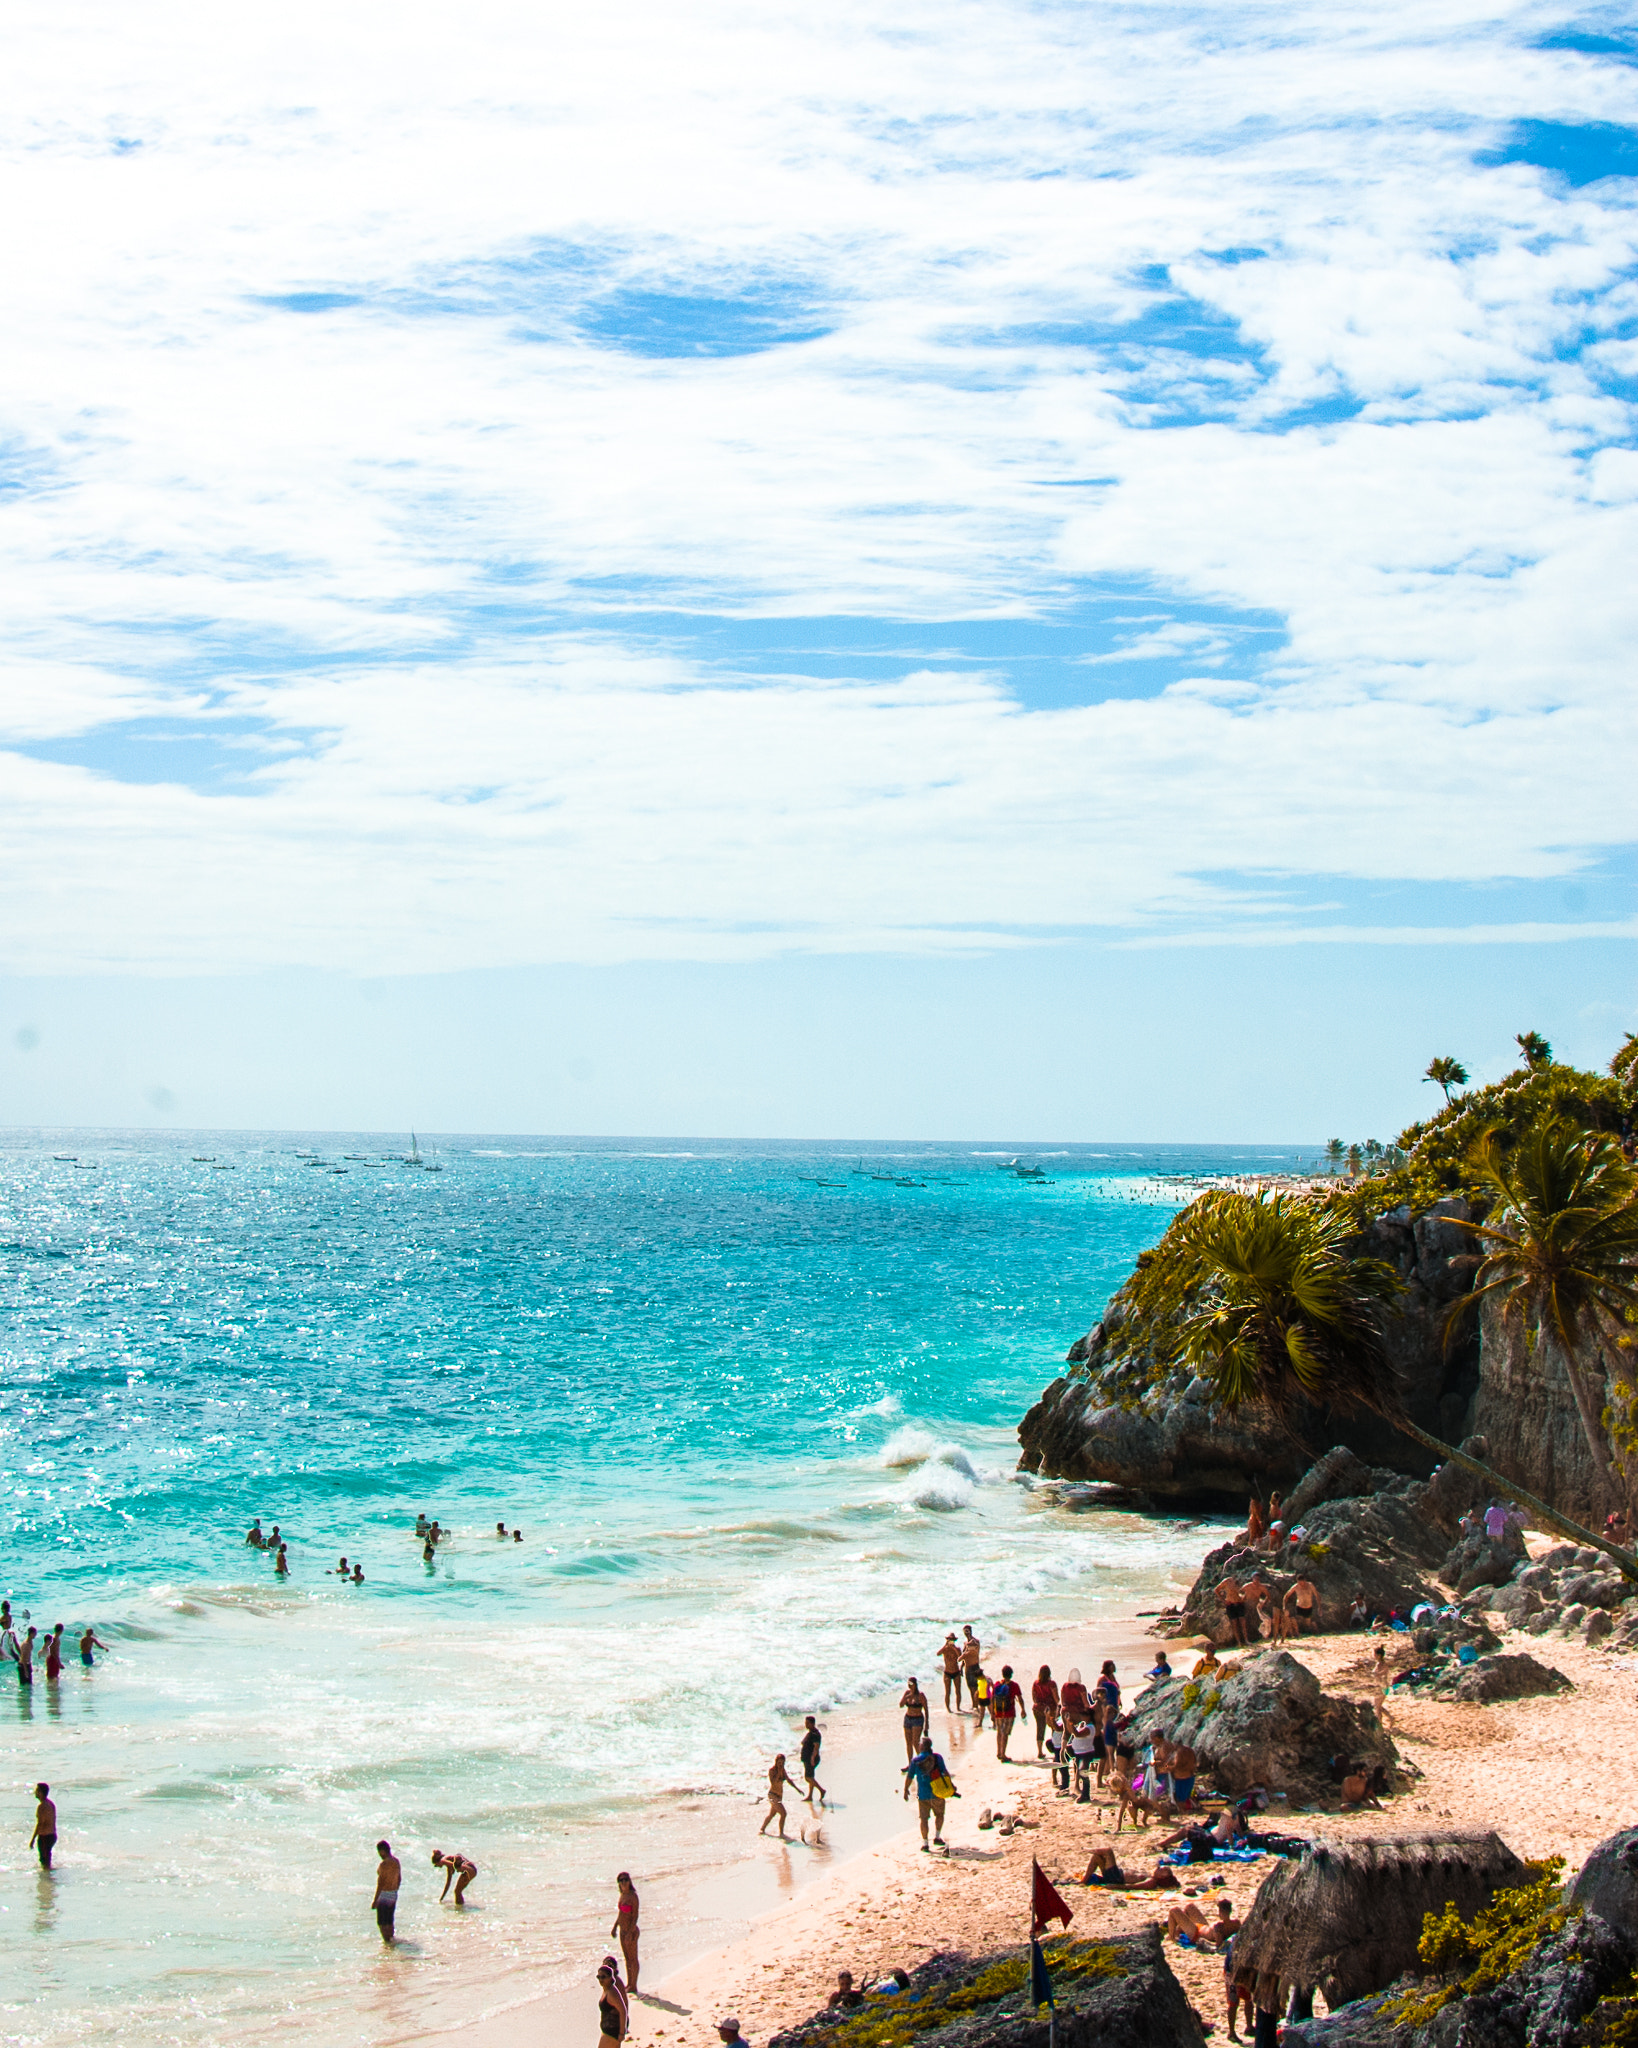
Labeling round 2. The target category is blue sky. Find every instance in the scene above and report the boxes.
[0,0,1634,1133]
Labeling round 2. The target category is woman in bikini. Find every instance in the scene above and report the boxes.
[611,1872,640,1991]
[758,1755,798,1839]
[432,1849,478,1905]
[899,1677,929,1762]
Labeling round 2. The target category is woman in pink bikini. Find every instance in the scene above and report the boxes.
[611,1872,640,1992]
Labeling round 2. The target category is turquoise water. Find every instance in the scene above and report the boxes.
[0,1134,1284,2043]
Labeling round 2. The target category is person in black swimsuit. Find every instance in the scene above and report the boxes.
[899,1678,929,1761]
[596,1965,628,2043]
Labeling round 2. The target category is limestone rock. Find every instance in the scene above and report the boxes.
[1571,1826,1638,1935]
[1430,1652,1570,1704]
[1124,1648,1398,1802]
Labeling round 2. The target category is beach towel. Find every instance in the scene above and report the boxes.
[1160,1845,1266,1866]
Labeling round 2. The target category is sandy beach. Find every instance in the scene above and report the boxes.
[572,1607,1638,2047]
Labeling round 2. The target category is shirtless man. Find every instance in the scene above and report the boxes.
[372,1840,402,1943]
[245,1519,265,1547]
[79,1625,108,1668]
[30,1783,57,1870]
[960,1626,981,1707]
[1167,1896,1240,1947]
[432,1849,478,1904]
[799,1715,827,1805]
[938,1633,963,1709]
[1217,1574,1248,1645]
[758,1755,798,1839]
[1166,1736,1198,1807]
[1285,1575,1320,1635]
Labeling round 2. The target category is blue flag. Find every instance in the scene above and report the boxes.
[1030,1938,1054,2010]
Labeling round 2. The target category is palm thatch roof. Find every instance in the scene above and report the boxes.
[1231,1830,1527,2007]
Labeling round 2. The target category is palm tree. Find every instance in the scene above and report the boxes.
[1179,1188,1638,1580]
[1325,1139,1345,1175]
[1449,1123,1638,1507]
[1424,1056,1468,1103]
[1364,1139,1382,1172]
[1346,1144,1363,1178]
[1516,1032,1553,1071]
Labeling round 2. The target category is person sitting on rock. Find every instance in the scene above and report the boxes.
[1191,1646,1221,1679]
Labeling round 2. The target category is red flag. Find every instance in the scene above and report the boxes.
[1031,1858,1073,1937]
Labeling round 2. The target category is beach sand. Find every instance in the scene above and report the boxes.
[644,1624,1638,2046]
[410,1590,1638,2047]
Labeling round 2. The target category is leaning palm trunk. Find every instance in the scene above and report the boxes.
[1391,1413,1638,1583]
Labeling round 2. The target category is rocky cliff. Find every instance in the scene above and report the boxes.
[1018,1196,1620,1522]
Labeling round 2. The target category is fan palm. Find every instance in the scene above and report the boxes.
[1516,1031,1553,1071]
[1180,1188,1638,1580]
[1449,1123,1638,1504]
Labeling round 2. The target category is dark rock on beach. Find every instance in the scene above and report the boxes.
[1124,1648,1399,1802]
[767,1926,1205,2048]
[1570,1826,1638,1935]
[1427,1651,1570,1704]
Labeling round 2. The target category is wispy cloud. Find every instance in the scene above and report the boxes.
[0,0,1634,971]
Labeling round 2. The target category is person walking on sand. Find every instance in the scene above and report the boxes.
[1031,1665,1059,1758]
[939,1632,963,1709]
[799,1714,827,1805]
[432,1849,478,1905]
[902,1736,956,1852]
[612,1871,641,1990]
[899,1677,929,1761]
[960,1625,981,1707]
[596,1963,629,2043]
[759,1755,798,1838]
[30,1783,57,1870]
[990,1664,1023,1761]
[372,1840,401,1944]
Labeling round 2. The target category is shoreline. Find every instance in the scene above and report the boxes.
[490,1609,1638,2048]
[410,1609,1190,2046]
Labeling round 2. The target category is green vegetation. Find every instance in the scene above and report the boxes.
[1448,1124,1638,1499]
[1389,1858,1567,2028]
[1424,1055,1469,1103]
[806,1939,1126,2048]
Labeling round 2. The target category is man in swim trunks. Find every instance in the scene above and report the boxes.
[1285,1575,1320,1635]
[1218,1574,1248,1645]
[902,1737,955,1851]
[1166,1735,1198,1806]
[938,1633,963,1709]
[372,1839,401,1943]
[799,1715,826,1805]
[31,1783,57,1869]
[79,1625,108,1668]
[432,1848,478,1904]
[960,1626,981,1706]
[990,1664,1023,1761]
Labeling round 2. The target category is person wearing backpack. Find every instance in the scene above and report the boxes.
[902,1738,958,1853]
[989,1665,1024,1760]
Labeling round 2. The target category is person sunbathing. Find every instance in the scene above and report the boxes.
[1167,1897,1241,1946]
[1082,1847,1179,1889]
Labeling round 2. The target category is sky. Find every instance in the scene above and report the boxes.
[1,0,1635,1137]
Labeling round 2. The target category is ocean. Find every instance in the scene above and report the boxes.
[0,1134,1288,2044]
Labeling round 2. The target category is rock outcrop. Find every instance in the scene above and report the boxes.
[1427,1652,1570,1704]
[767,1927,1205,2048]
[1021,1197,1623,1523]
[1020,1203,1483,1506]
[1123,1649,1400,1802]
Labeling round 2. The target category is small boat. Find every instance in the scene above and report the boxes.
[192,1155,215,1163]
[406,1132,422,1167]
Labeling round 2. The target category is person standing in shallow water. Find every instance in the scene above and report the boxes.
[372,1840,401,1944]
[31,1783,57,1869]
[612,1871,640,1991]
[44,1625,64,1683]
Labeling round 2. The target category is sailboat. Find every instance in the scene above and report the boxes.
[407,1132,422,1167]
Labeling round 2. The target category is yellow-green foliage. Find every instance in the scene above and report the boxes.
[1390,1858,1567,2029]
[1581,1990,1638,2047]
[1180,1681,1201,1708]
[1199,1688,1223,1716]
[808,1939,1126,2048]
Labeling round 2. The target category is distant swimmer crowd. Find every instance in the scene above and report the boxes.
[241,1509,526,1578]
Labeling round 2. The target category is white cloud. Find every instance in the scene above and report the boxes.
[0,0,1635,972]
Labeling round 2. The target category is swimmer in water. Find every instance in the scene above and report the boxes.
[79,1626,108,1668]
[513,1528,522,1542]
[496,1522,508,1538]
[415,1513,430,1537]
[274,1545,289,1576]
[422,1538,436,1563]
[245,1519,265,1548]
[352,1564,364,1584]
[335,1557,349,1577]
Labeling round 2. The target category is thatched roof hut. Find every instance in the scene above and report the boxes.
[1231,1831,1528,2008]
